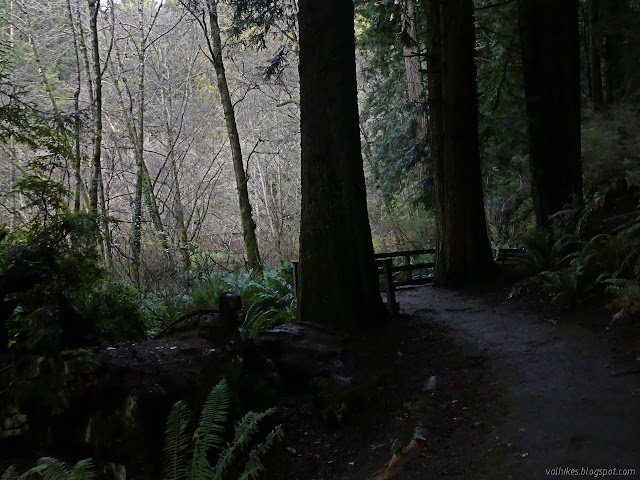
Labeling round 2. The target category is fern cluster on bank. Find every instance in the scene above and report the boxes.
[2,380,282,480]
[515,220,640,321]
[1,458,95,480]
[145,267,296,338]
[165,379,283,480]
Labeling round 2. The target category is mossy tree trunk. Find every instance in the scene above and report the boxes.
[205,0,262,275]
[297,0,386,328]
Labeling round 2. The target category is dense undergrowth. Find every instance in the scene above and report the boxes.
[505,106,640,324]
[1,380,283,480]
[144,267,296,339]
[0,209,296,351]
[513,212,640,322]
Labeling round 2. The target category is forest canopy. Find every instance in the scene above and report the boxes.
[0,0,638,336]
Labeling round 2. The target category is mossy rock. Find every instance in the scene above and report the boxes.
[0,404,29,440]
[59,348,102,375]
[310,376,366,426]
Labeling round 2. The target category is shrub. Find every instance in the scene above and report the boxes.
[145,267,296,338]
[241,269,296,338]
[70,279,147,345]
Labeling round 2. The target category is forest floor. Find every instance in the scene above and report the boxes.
[4,270,640,479]
[266,272,640,480]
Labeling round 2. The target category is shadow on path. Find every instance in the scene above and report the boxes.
[398,286,640,479]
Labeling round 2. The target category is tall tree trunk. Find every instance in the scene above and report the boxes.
[24,4,80,212]
[87,0,113,264]
[163,98,191,271]
[111,0,171,278]
[298,0,385,328]
[87,0,103,213]
[9,0,18,228]
[589,0,604,109]
[132,169,143,285]
[603,0,625,103]
[205,0,262,274]
[401,0,425,139]
[424,0,443,259]
[426,0,495,286]
[518,0,583,225]
[24,10,59,116]
[66,0,83,211]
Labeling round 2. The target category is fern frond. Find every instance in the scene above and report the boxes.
[33,458,70,480]
[210,409,273,479]
[68,460,94,480]
[1,466,18,480]
[191,380,231,480]
[3,458,93,480]
[163,401,192,480]
[238,425,284,480]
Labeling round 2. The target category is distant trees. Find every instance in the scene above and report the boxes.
[180,0,263,274]
[3,0,637,299]
[586,0,640,105]
[297,0,385,327]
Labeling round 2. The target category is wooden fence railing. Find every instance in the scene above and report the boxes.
[374,249,435,313]
[495,247,527,264]
[291,247,526,315]
[291,249,435,315]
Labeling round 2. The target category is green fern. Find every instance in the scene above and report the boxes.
[210,409,273,479]
[520,230,577,271]
[146,268,295,336]
[163,401,192,480]
[190,380,232,479]
[1,459,95,480]
[242,270,296,337]
[161,379,282,480]
[539,268,583,306]
[604,277,640,315]
[238,425,284,480]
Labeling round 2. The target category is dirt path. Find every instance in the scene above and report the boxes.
[399,286,640,479]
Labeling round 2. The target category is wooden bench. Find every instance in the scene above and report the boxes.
[291,249,435,315]
[495,247,527,264]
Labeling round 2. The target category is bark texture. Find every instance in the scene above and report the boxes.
[518,0,583,224]
[589,0,604,109]
[87,0,103,214]
[425,0,495,287]
[298,0,385,328]
[206,0,262,274]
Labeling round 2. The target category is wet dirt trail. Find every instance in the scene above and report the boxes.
[398,286,640,479]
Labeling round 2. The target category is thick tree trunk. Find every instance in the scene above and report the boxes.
[603,0,626,103]
[298,0,385,328]
[401,0,425,138]
[518,0,583,225]
[427,0,495,287]
[402,0,421,103]
[205,0,262,274]
[402,0,427,149]
[424,0,443,265]
[589,0,604,109]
